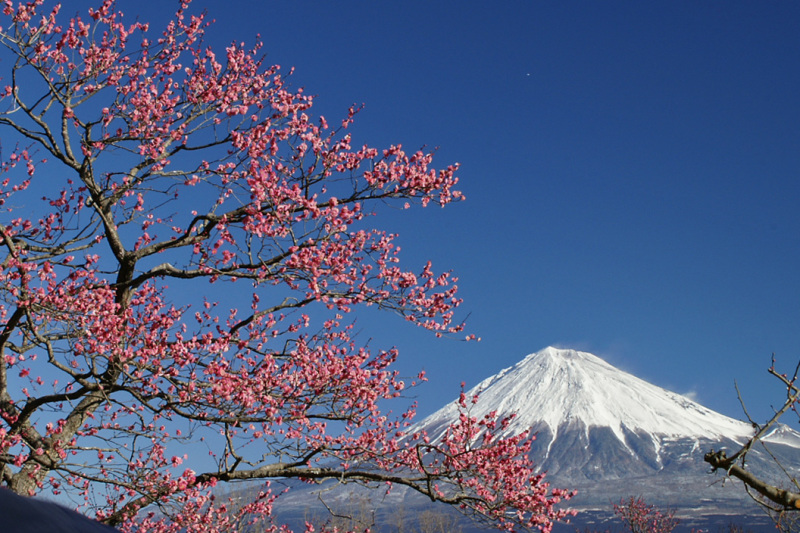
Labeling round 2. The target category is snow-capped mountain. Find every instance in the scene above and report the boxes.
[414,347,800,519]
[417,346,753,446]
[271,347,800,531]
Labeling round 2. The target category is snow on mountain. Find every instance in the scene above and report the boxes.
[272,346,800,527]
[762,424,800,448]
[417,346,754,449]
[403,345,800,522]
[412,346,800,513]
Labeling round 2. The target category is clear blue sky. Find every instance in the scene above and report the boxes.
[89,1,800,425]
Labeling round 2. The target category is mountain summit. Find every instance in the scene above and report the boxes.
[274,347,800,530]
[420,346,752,447]
[414,347,800,518]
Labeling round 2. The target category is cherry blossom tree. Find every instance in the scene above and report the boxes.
[612,497,678,533]
[582,498,679,533]
[0,1,573,532]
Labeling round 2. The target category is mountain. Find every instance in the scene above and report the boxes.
[417,346,754,449]
[271,347,800,531]
[413,347,800,528]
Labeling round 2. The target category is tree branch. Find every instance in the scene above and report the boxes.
[705,449,800,510]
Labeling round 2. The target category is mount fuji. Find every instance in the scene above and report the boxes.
[272,347,800,531]
[413,347,800,525]
[418,346,753,451]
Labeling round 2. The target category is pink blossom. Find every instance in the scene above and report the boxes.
[0,1,571,532]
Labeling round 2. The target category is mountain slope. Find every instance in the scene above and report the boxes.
[414,347,800,514]
[272,347,800,530]
[418,346,752,446]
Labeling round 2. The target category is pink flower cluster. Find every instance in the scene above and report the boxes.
[0,1,572,532]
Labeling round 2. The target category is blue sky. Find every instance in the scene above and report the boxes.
[96,1,800,425]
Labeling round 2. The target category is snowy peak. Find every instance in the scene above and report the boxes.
[419,347,754,445]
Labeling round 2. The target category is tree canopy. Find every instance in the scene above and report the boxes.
[0,1,572,532]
